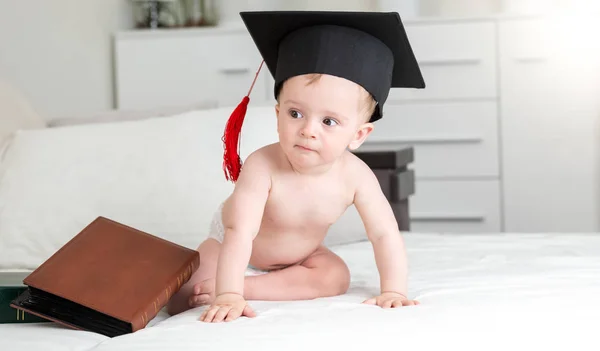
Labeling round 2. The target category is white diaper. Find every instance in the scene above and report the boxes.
[207,202,226,244]
[207,202,268,277]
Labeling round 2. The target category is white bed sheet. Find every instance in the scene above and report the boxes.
[2,233,600,351]
[0,306,170,350]
[0,323,108,350]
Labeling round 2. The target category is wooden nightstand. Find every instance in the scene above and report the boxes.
[353,147,415,231]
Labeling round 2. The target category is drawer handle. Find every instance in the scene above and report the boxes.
[368,136,483,145]
[514,57,548,64]
[411,213,485,222]
[219,67,251,74]
[418,58,481,67]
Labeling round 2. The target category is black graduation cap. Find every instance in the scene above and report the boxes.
[222,11,425,182]
[242,10,425,120]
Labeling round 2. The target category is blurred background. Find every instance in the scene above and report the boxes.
[1,0,599,234]
[2,0,598,119]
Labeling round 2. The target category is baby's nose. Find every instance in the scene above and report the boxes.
[300,121,318,139]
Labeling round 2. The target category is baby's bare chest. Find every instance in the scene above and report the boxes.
[263,180,353,230]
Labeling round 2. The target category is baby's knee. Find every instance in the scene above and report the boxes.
[334,261,351,294]
[319,258,351,296]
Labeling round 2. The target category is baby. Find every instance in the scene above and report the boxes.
[166,11,425,323]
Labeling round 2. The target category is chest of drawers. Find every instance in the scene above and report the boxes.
[113,14,600,233]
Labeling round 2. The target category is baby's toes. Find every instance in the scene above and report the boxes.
[189,295,200,307]
[188,294,213,307]
[197,293,213,304]
[194,278,216,295]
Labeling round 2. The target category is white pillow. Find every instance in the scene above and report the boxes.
[0,106,280,269]
[46,100,219,128]
[0,80,46,152]
[0,105,367,270]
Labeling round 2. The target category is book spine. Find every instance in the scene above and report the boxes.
[2,305,50,324]
[1,287,50,324]
[131,254,200,332]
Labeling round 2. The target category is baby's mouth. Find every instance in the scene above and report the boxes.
[295,145,314,152]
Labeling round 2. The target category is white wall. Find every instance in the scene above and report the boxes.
[217,0,377,25]
[2,0,596,121]
[0,0,131,120]
[0,0,376,121]
[218,0,375,22]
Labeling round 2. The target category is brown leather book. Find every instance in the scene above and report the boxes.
[10,216,199,337]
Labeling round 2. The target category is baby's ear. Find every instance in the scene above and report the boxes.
[348,122,374,150]
[275,103,281,131]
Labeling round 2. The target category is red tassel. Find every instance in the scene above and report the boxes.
[222,95,250,182]
[222,60,264,182]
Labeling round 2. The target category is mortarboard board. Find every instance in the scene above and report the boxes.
[222,11,425,182]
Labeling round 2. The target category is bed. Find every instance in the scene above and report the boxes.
[2,234,599,350]
[0,84,598,350]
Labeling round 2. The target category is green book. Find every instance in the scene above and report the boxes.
[0,272,50,324]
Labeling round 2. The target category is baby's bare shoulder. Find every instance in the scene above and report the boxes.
[338,151,384,204]
[243,143,282,170]
[341,151,376,182]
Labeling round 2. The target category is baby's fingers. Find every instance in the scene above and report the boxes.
[389,299,419,308]
[392,299,405,308]
[381,299,394,309]
[224,304,256,322]
[199,307,210,322]
[242,304,256,318]
[200,305,221,322]
[225,307,243,322]
[213,306,233,323]
[362,298,377,305]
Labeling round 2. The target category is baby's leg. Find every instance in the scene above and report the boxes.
[188,245,351,306]
[166,238,220,315]
[244,246,351,301]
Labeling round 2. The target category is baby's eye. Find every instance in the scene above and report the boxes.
[323,118,338,126]
[289,109,303,119]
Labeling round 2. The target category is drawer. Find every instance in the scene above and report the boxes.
[373,169,415,202]
[409,179,501,233]
[114,30,271,110]
[389,21,497,101]
[359,101,499,178]
[327,179,501,238]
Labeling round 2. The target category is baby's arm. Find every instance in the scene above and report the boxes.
[353,162,418,308]
[200,150,272,322]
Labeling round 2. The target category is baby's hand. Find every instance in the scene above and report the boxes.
[199,293,256,323]
[363,292,420,308]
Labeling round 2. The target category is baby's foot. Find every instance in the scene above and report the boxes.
[188,278,215,307]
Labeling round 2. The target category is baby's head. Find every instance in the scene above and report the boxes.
[221,12,425,181]
[274,73,378,168]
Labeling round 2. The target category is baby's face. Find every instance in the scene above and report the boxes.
[275,74,374,170]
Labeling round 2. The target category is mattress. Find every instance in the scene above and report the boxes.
[2,233,599,351]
